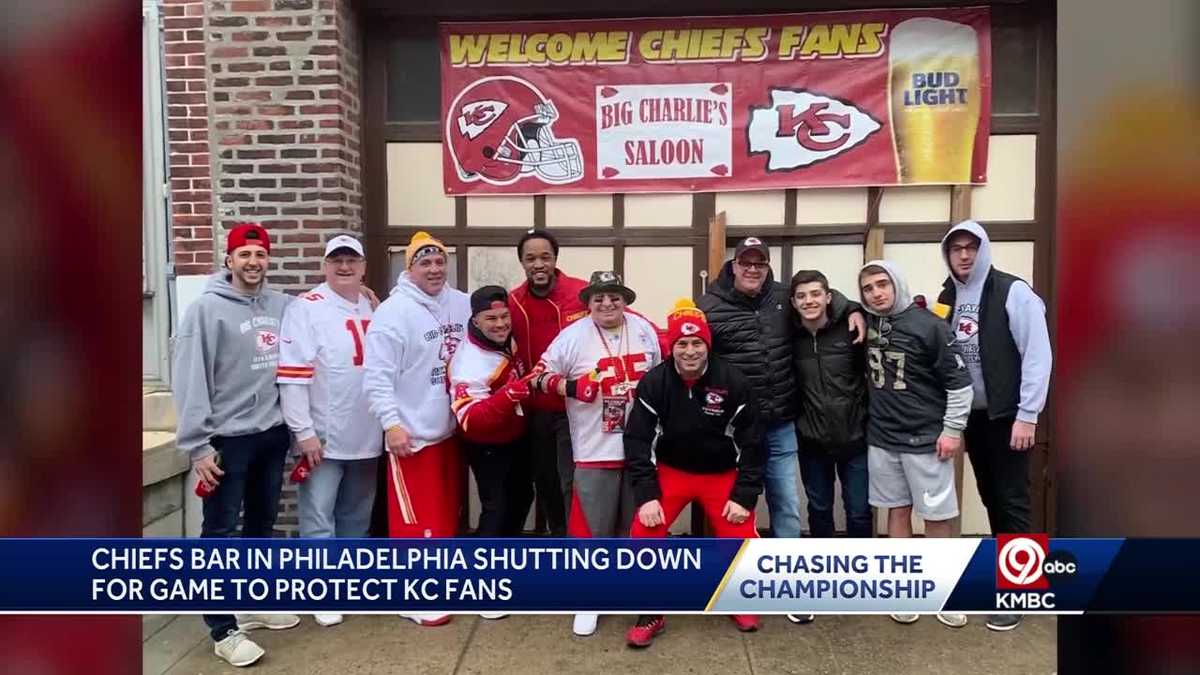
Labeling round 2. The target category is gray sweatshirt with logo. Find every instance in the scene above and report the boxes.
[940,220,1052,423]
[172,274,293,461]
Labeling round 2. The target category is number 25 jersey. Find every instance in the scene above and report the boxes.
[539,312,662,463]
[277,283,383,461]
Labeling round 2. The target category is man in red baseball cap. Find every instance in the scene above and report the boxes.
[173,222,299,666]
[623,298,766,647]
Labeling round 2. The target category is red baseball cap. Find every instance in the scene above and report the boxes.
[226,222,271,254]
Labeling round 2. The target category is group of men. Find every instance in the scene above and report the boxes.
[173,219,1051,667]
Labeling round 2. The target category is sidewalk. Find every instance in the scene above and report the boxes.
[144,613,1055,674]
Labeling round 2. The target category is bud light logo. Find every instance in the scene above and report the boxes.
[996,534,1049,590]
[902,71,969,107]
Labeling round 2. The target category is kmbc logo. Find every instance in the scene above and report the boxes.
[996,534,1050,590]
[747,88,881,171]
[995,534,1078,611]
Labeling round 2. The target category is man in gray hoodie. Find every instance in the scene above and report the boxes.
[939,220,1052,632]
[172,223,299,667]
[859,259,973,629]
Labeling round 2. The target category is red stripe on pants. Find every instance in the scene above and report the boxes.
[387,437,464,538]
[567,488,593,538]
[630,465,758,538]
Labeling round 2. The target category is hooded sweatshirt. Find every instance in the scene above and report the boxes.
[858,260,973,453]
[172,273,294,462]
[362,272,470,449]
[939,220,1052,423]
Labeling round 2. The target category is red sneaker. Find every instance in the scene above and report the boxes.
[731,615,759,632]
[626,616,666,648]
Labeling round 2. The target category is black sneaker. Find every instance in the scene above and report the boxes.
[986,614,1022,631]
[786,614,815,624]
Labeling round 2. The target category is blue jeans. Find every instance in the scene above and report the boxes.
[764,422,802,538]
[798,451,872,538]
[298,456,379,538]
[200,424,290,642]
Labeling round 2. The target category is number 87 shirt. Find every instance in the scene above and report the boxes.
[276,284,383,460]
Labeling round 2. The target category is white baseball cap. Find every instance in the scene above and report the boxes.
[324,234,364,258]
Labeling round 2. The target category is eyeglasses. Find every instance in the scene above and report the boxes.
[736,261,769,271]
[948,244,980,255]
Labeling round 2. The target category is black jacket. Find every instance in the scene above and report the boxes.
[937,268,1023,420]
[792,297,868,458]
[699,262,860,426]
[624,355,764,510]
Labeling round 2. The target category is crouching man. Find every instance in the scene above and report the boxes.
[623,299,765,648]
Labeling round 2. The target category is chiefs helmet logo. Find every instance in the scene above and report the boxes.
[457,99,508,140]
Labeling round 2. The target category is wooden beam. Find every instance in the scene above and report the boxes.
[948,185,973,537]
[950,185,972,225]
[708,210,727,279]
[864,187,884,262]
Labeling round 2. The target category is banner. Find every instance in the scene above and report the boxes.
[440,9,991,196]
[3,538,1199,614]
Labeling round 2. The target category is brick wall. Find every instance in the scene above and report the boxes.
[162,0,365,535]
[162,0,214,275]
[206,0,363,293]
[163,0,362,290]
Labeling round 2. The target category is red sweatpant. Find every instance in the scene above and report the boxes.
[630,465,759,538]
[386,438,464,538]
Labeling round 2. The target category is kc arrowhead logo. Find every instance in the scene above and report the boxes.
[747,88,881,171]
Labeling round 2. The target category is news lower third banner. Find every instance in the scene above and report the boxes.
[0,538,1195,614]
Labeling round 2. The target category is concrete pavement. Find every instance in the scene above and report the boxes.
[145,613,1055,674]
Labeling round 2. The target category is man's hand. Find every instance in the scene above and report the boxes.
[362,286,381,310]
[1011,420,1036,451]
[722,500,751,525]
[503,378,531,403]
[297,435,323,468]
[848,311,866,344]
[193,454,224,490]
[936,433,963,461]
[385,425,414,458]
[638,500,665,528]
[566,376,599,402]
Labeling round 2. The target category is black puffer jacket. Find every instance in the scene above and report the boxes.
[792,295,868,459]
[699,261,796,425]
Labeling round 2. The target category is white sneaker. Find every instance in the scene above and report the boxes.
[314,613,344,627]
[236,613,301,631]
[480,612,509,620]
[573,613,598,637]
[890,613,920,624]
[936,612,968,628]
[786,614,816,624]
[401,612,452,627]
[214,630,264,668]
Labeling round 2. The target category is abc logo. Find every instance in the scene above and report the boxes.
[1043,551,1078,582]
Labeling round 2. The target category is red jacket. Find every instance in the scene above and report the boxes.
[448,332,527,444]
[509,271,589,412]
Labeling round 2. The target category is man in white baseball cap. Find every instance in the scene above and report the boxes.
[278,233,380,629]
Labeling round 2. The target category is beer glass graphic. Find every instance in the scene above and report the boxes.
[889,18,981,183]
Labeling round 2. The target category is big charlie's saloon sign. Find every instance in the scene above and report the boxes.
[440,8,991,195]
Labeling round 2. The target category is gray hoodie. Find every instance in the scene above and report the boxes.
[172,273,294,461]
[940,220,1052,423]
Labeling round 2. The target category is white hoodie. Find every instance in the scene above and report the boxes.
[362,272,470,449]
